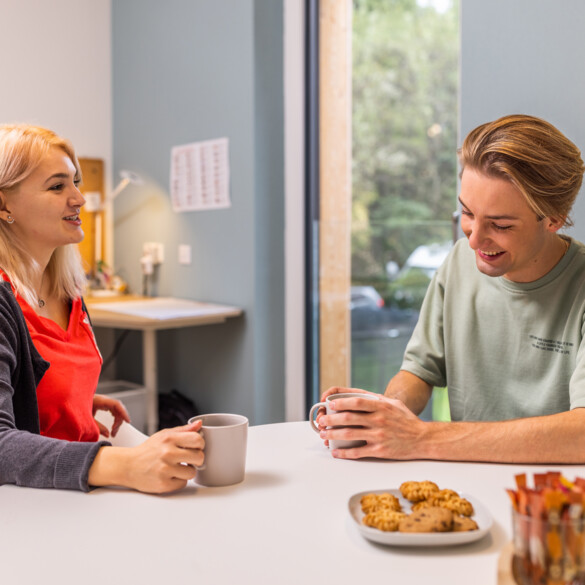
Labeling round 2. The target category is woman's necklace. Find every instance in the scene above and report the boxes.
[37,273,46,308]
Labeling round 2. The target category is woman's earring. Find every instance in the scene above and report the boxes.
[6,215,14,224]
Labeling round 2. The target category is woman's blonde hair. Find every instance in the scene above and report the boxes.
[458,114,585,227]
[0,124,87,305]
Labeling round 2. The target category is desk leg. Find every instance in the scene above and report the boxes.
[143,330,158,435]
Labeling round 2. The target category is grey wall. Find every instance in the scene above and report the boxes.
[110,0,285,425]
[460,0,585,242]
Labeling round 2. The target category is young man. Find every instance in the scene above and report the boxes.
[319,114,585,464]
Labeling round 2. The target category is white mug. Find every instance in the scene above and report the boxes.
[309,392,379,449]
[188,413,248,487]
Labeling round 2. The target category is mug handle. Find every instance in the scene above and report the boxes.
[308,402,327,433]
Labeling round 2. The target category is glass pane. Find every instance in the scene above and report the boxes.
[351,0,459,419]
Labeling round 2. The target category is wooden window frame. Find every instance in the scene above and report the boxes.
[318,0,352,393]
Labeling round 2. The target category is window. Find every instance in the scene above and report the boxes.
[350,0,459,419]
[305,0,458,419]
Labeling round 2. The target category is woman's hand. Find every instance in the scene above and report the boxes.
[88,420,206,494]
[92,394,131,438]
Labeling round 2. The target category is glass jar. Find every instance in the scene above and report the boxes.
[511,508,585,585]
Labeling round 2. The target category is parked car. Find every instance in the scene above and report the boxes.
[350,285,418,337]
[350,285,385,311]
[389,241,452,309]
[402,241,452,278]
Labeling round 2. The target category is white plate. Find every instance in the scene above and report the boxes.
[348,488,492,547]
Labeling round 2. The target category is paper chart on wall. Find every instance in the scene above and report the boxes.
[170,137,231,212]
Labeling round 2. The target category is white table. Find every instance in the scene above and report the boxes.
[0,421,579,585]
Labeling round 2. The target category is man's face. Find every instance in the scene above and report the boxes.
[459,168,562,283]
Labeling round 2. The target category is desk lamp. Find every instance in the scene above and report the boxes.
[111,170,143,200]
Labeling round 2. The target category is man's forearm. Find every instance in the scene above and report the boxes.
[385,370,433,415]
[417,408,585,464]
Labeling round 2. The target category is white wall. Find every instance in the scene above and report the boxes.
[0,0,112,193]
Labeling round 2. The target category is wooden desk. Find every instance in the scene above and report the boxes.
[85,296,243,434]
[1,421,577,585]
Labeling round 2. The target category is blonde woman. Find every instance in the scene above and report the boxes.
[0,124,204,492]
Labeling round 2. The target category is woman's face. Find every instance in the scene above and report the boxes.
[459,168,563,283]
[1,146,86,260]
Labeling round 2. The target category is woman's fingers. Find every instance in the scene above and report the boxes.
[96,421,110,438]
[148,425,206,466]
[174,447,205,468]
[108,422,208,493]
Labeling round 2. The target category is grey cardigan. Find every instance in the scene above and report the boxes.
[0,281,109,491]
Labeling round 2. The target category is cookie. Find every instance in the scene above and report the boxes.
[430,489,459,501]
[363,509,407,532]
[398,506,453,533]
[399,480,440,502]
[410,499,433,512]
[426,490,474,517]
[452,515,479,532]
[360,492,402,514]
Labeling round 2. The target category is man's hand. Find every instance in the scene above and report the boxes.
[317,393,426,460]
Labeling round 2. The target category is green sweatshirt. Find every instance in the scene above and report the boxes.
[401,236,585,421]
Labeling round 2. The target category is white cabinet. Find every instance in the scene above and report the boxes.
[96,380,148,434]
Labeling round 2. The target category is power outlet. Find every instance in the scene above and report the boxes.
[178,244,191,265]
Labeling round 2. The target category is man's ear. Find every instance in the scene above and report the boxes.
[545,215,566,233]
